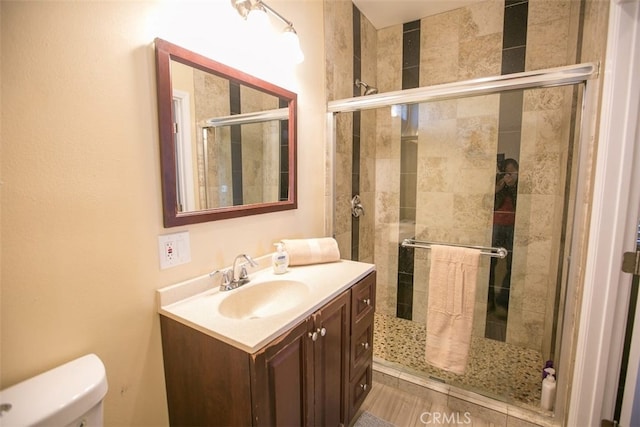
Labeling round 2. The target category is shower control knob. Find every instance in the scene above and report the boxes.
[351,195,365,217]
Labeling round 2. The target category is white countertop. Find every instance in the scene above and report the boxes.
[157,259,375,354]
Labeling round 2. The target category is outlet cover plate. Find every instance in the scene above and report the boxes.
[158,231,191,269]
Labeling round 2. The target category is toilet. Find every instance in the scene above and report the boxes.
[0,354,108,427]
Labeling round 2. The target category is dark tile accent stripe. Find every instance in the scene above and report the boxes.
[503,2,528,50]
[400,135,418,223]
[279,98,289,201]
[352,216,360,261]
[501,46,526,75]
[486,1,529,340]
[402,21,421,89]
[352,5,362,261]
[353,3,362,98]
[502,0,528,73]
[229,81,243,205]
[397,245,415,320]
[396,20,421,319]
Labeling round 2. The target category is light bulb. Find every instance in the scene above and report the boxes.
[247,4,269,31]
[282,25,304,64]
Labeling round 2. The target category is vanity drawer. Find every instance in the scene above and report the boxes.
[350,322,373,379]
[347,362,372,421]
[351,272,376,330]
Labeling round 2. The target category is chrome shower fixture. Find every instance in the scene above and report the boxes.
[355,78,378,95]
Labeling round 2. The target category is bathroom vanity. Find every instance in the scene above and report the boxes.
[157,260,376,426]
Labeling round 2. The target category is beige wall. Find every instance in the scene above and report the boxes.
[0,1,326,425]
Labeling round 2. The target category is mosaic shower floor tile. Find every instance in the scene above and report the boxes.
[373,313,545,411]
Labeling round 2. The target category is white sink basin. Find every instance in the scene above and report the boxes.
[217,280,310,320]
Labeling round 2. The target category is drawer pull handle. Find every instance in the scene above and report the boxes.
[361,342,369,350]
[362,298,371,306]
[319,327,327,337]
[360,383,368,391]
[309,331,318,341]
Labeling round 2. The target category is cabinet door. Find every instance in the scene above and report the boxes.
[312,290,351,427]
[160,316,253,427]
[251,317,314,427]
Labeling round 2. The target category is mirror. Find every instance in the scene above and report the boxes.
[154,38,297,227]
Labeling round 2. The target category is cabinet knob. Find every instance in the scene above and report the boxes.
[319,327,327,337]
[308,331,318,341]
[362,298,371,306]
[361,342,369,350]
[360,383,368,391]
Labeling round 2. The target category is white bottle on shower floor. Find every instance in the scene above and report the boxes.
[541,367,556,411]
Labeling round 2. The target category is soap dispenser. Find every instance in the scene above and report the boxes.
[272,243,289,274]
[541,367,556,411]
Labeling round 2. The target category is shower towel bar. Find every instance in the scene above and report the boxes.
[401,239,508,259]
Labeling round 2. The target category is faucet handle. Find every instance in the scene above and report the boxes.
[243,254,258,267]
[238,261,257,280]
[210,269,233,290]
[239,264,249,280]
[233,254,258,280]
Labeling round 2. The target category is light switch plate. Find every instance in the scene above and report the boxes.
[158,231,191,269]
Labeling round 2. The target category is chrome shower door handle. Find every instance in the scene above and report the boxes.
[351,195,365,218]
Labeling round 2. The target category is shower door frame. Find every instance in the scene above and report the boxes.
[325,62,599,420]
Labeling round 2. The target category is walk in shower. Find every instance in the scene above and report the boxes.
[327,63,598,415]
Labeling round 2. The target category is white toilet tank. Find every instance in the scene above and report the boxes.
[0,353,108,427]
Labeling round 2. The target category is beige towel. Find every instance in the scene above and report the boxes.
[281,238,341,266]
[425,245,480,374]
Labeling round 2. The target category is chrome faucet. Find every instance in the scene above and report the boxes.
[210,253,258,291]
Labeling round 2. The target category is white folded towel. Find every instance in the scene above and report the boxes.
[425,245,480,374]
[281,238,341,266]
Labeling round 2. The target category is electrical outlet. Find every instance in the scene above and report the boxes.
[158,232,191,269]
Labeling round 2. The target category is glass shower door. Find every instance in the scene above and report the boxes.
[335,82,584,409]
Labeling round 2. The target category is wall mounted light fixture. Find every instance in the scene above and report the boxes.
[231,0,304,64]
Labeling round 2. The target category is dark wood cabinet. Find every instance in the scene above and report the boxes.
[160,271,376,427]
[251,290,350,427]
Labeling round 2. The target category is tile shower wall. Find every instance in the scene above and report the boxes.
[396,21,420,320]
[411,0,504,337]
[325,1,376,265]
[372,23,402,318]
[325,0,584,352]
[510,0,580,353]
[325,0,354,258]
[358,10,377,265]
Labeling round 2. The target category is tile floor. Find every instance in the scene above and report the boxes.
[355,378,557,427]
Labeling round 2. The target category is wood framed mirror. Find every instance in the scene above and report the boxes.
[154,38,297,227]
